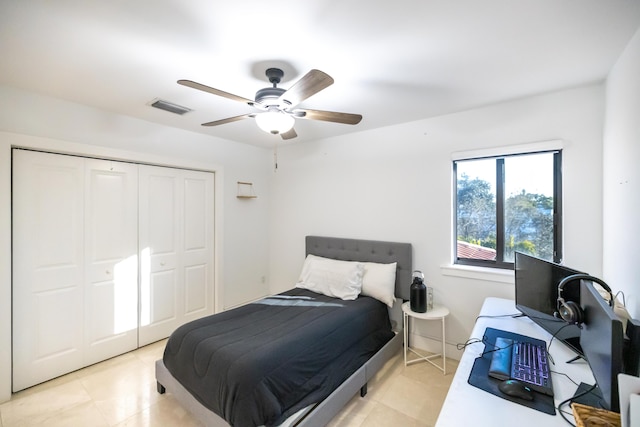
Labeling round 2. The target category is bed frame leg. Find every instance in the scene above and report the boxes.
[360,383,368,397]
[157,381,166,394]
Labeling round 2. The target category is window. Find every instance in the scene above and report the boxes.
[454,150,562,269]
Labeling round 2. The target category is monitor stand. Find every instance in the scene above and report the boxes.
[566,354,585,364]
[570,382,604,408]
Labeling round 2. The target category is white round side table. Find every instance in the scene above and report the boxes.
[402,301,450,374]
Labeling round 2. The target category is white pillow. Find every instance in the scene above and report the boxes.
[361,262,397,307]
[296,254,364,300]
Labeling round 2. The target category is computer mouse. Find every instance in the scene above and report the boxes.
[498,379,534,401]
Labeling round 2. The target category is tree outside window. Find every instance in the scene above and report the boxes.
[454,151,561,269]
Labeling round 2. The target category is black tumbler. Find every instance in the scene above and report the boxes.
[410,270,427,313]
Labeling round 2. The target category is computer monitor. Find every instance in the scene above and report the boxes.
[514,252,585,356]
[580,280,625,412]
[625,318,640,377]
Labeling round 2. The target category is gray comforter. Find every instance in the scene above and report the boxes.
[163,288,394,426]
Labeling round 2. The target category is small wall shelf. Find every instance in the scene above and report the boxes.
[237,181,257,199]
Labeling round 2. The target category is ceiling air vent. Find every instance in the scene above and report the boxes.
[149,98,192,115]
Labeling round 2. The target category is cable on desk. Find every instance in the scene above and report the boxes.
[556,383,597,427]
[475,313,524,322]
[550,370,580,388]
[479,338,515,358]
[547,322,575,352]
[456,337,484,351]
[614,290,626,306]
[456,334,516,358]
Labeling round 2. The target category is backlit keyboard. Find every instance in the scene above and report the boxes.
[488,336,554,396]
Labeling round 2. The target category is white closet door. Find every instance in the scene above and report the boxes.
[138,166,214,346]
[13,150,213,388]
[181,170,215,324]
[12,150,85,391]
[138,166,181,345]
[84,159,139,364]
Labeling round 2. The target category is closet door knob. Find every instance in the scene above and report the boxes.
[160,262,166,266]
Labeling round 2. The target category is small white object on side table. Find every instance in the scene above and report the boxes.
[402,301,449,374]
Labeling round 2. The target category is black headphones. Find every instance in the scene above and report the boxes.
[556,274,614,325]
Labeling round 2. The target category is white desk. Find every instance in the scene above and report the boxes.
[435,297,595,427]
[402,302,449,374]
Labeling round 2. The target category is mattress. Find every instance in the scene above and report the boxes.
[162,288,394,427]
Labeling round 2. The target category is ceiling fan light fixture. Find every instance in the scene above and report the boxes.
[179,68,361,140]
[255,109,295,135]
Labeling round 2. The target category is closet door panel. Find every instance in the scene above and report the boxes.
[84,160,139,364]
[185,264,207,314]
[146,174,177,254]
[184,177,207,250]
[35,288,82,357]
[12,150,85,391]
[138,166,181,345]
[181,172,214,324]
[139,167,214,345]
[150,271,178,322]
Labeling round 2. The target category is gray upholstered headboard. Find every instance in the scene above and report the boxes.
[305,236,413,301]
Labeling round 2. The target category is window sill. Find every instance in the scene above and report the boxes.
[441,264,514,284]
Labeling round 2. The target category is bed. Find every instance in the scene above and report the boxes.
[155,235,412,426]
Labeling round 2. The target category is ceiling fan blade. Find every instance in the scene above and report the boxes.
[294,108,362,125]
[278,70,334,107]
[201,114,254,127]
[280,128,297,140]
[178,79,255,106]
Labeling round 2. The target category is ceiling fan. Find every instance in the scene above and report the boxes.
[178,68,363,140]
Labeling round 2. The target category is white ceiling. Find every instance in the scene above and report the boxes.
[1,1,639,148]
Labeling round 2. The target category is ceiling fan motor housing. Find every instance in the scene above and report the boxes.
[255,87,286,107]
[255,68,291,107]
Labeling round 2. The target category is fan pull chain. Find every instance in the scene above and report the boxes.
[273,145,278,171]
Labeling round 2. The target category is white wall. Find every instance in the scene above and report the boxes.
[603,26,640,319]
[0,86,272,402]
[269,84,605,359]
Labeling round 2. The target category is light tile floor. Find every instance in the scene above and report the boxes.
[0,341,457,427]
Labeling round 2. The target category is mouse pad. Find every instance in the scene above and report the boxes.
[467,327,556,415]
